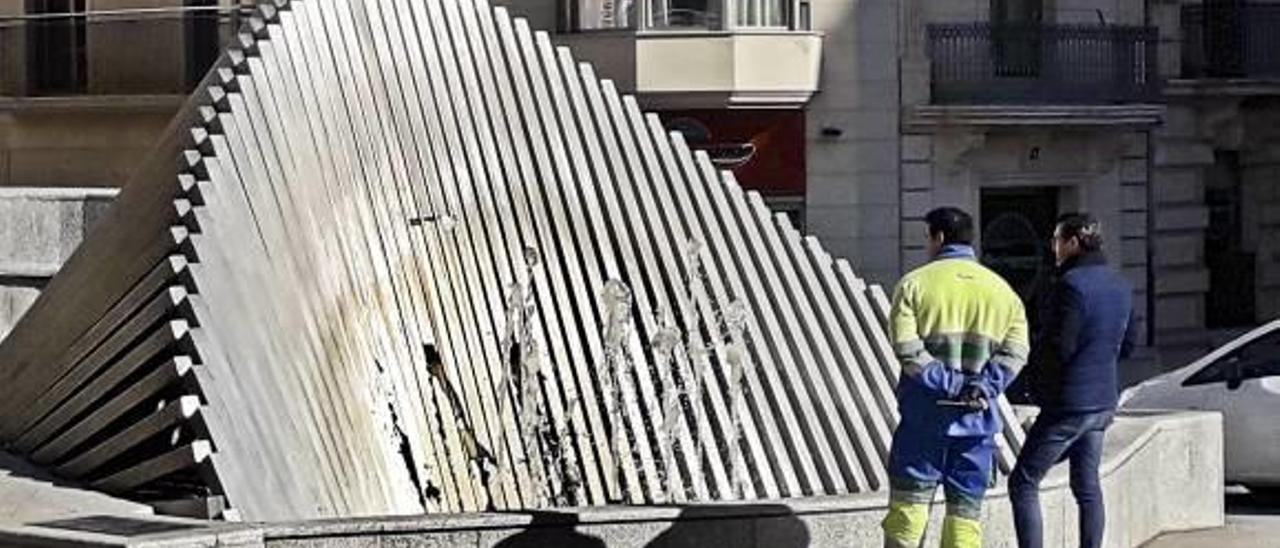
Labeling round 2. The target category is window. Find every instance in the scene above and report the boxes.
[1183,328,1280,388]
[1205,150,1256,328]
[735,0,789,28]
[648,0,721,29]
[575,0,639,30]
[566,0,803,31]
[26,0,87,95]
[185,0,220,89]
[990,0,1045,78]
[21,1,233,96]
[979,187,1059,307]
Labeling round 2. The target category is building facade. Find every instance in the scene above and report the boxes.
[498,0,1280,368]
[0,1,244,188]
[1,0,1275,367]
[0,1,241,338]
[1151,0,1280,362]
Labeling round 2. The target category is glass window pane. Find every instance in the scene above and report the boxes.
[577,0,638,30]
[648,0,721,29]
[1184,329,1280,387]
[737,0,789,27]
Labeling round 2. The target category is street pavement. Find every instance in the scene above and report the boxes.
[1143,489,1280,547]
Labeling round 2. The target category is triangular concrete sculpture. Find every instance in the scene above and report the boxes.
[0,0,1025,521]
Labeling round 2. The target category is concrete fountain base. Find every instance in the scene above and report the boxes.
[0,410,1222,548]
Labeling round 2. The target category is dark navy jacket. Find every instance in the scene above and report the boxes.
[1023,252,1138,413]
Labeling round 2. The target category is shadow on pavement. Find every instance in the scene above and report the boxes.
[492,511,605,548]
[1227,489,1280,516]
[645,504,809,548]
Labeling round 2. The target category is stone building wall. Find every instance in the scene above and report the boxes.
[803,0,902,287]
[1149,97,1280,364]
[896,128,1152,344]
[0,109,175,188]
[1151,102,1216,360]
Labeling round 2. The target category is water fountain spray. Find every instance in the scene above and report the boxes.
[722,300,751,499]
[651,313,686,501]
[679,238,711,476]
[600,279,636,500]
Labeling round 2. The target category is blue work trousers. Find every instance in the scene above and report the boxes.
[1009,409,1113,548]
[887,430,997,519]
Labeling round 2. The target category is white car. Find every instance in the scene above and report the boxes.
[1120,319,1280,492]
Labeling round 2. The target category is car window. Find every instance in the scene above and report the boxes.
[1183,328,1280,387]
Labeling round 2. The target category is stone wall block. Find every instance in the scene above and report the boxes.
[1153,234,1203,267]
[1124,266,1150,292]
[1154,268,1211,296]
[1153,142,1213,167]
[1121,158,1149,184]
[1152,169,1203,205]
[1122,212,1149,239]
[850,236,903,276]
[1158,108,1199,140]
[1122,132,1149,158]
[808,174,899,207]
[1155,207,1210,231]
[810,138,899,176]
[902,246,929,272]
[901,135,932,162]
[1122,186,1148,212]
[1154,294,1205,331]
[1122,238,1150,268]
[901,189,933,219]
[901,162,932,191]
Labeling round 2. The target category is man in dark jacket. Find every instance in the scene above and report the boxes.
[1010,213,1138,548]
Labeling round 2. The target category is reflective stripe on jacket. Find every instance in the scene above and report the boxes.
[889,244,1029,438]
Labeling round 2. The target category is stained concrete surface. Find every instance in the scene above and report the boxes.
[0,187,116,341]
[1142,490,1280,548]
[0,450,150,527]
[0,410,1225,547]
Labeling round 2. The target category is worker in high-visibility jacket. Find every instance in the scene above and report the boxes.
[881,207,1029,548]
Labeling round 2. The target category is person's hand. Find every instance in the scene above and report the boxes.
[958,378,990,411]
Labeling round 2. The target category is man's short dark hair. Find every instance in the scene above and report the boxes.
[924,207,974,246]
[1056,212,1104,252]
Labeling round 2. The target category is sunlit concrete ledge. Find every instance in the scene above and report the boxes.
[0,95,186,113]
[556,30,824,109]
[0,410,1221,547]
[0,187,117,342]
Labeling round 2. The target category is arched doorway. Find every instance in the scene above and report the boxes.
[979,187,1059,323]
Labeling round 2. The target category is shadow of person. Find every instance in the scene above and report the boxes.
[645,504,810,548]
[492,510,606,548]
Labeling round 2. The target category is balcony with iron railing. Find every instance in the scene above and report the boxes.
[926,23,1160,105]
[0,5,245,103]
[1180,2,1280,79]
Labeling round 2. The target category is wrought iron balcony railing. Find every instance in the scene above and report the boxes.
[1181,2,1280,79]
[927,23,1160,105]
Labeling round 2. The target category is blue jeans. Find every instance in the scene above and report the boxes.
[1009,410,1113,548]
